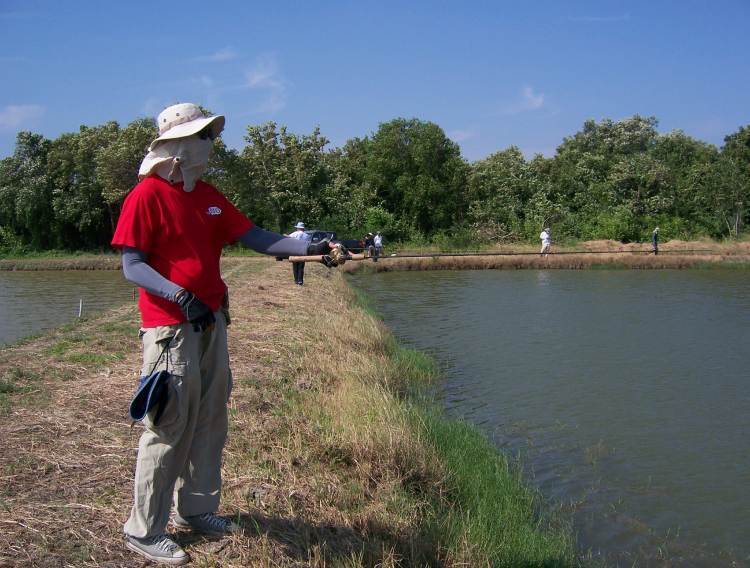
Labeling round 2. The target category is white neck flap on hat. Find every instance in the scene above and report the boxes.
[138,137,213,192]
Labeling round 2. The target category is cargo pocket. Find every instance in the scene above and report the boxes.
[140,326,188,437]
[141,326,179,371]
[143,373,184,434]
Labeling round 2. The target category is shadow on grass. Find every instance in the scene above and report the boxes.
[234,511,442,566]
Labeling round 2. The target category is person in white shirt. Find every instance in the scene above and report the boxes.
[540,227,551,257]
[373,232,383,262]
[287,221,311,284]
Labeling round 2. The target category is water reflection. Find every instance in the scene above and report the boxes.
[350,269,750,566]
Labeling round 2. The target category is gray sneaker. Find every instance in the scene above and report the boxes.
[174,512,241,535]
[125,534,189,565]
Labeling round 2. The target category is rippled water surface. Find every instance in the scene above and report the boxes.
[350,269,750,566]
[0,271,135,345]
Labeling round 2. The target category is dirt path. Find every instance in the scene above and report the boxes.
[0,259,414,567]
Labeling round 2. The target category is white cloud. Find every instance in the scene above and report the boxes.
[190,47,238,63]
[0,104,45,129]
[244,54,287,114]
[521,86,544,110]
[448,129,477,142]
[245,56,283,89]
[502,86,546,115]
[139,53,289,118]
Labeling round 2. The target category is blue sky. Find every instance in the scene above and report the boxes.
[1,0,748,161]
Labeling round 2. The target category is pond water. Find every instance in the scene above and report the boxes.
[0,270,135,345]
[349,269,750,566]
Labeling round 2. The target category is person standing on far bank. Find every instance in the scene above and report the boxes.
[111,103,337,565]
[652,227,659,255]
[373,232,383,262]
[287,221,311,285]
[540,227,551,257]
[363,232,375,257]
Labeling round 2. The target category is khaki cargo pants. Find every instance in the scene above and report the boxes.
[124,312,232,538]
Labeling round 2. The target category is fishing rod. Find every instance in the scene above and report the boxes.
[288,249,718,263]
[288,252,366,263]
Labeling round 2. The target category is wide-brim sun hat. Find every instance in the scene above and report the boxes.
[150,103,225,149]
[294,222,306,229]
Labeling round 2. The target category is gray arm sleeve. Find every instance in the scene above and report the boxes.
[121,247,183,302]
[238,226,309,257]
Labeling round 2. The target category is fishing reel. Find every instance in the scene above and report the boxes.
[327,244,350,266]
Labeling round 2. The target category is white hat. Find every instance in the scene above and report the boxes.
[150,103,225,148]
[294,221,306,229]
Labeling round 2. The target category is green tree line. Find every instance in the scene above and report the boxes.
[1,114,748,253]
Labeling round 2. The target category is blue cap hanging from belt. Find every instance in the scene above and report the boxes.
[129,369,171,423]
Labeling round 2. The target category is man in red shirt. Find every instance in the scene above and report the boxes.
[112,103,335,565]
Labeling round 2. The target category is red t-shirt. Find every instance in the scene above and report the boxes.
[111,176,253,327]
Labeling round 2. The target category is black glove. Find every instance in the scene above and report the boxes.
[176,290,215,332]
[306,236,332,256]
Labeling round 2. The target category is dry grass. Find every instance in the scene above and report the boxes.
[0,306,142,566]
[0,259,456,566]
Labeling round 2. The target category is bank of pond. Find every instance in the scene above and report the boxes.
[0,257,748,566]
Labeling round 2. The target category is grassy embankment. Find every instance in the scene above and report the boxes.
[342,239,750,273]
[0,257,576,567]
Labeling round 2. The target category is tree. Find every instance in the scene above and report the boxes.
[359,118,468,237]
[722,125,750,164]
[711,156,749,238]
[238,122,333,232]
[466,146,532,241]
[560,115,659,158]
[96,117,158,233]
[47,122,120,248]
[649,130,718,230]
[2,132,53,249]
[718,125,750,236]
[543,116,664,240]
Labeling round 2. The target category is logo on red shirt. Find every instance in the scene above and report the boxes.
[207,206,222,216]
